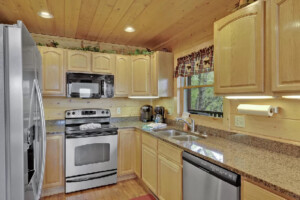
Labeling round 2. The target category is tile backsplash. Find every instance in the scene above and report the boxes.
[43,97,151,120]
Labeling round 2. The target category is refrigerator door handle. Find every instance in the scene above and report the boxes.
[33,79,46,199]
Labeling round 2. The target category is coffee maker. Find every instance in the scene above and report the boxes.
[154,106,165,123]
[140,105,153,122]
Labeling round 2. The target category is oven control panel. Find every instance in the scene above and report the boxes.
[65,109,110,118]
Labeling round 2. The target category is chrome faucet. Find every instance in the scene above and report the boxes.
[176,117,195,132]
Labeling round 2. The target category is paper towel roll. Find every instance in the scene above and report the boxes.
[237,104,274,116]
[182,112,190,119]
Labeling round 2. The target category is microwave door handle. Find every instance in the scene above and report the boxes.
[33,79,47,200]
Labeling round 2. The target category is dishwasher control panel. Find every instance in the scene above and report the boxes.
[182,151,240,186]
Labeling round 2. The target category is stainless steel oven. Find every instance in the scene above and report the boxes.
[66,135,117,177]
[65,109,118,193]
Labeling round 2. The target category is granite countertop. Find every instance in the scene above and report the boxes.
[46,120,300,199]
[142,128,300,200]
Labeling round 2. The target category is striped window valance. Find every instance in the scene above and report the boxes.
[174,45,214,78]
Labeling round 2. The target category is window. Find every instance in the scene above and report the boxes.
[180,72,223,118]
[175,45,222,117]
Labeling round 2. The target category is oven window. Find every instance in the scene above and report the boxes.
[75,143,110,166]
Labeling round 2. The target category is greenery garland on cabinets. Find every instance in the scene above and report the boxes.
[36,41,154,55]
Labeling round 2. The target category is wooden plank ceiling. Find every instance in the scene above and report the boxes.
[0,0,237,50]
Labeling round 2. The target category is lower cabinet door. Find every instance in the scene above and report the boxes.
[134,131,142,178]
[158,155,182,200]
[142,144,157,195]
[118,129,135,176]
[43,134,64,189]
[242,179,286,200]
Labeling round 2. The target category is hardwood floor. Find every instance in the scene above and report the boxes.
[41,179,149,200]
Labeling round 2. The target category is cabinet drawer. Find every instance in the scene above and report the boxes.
[142,133,157,151]
[158,140,182,165]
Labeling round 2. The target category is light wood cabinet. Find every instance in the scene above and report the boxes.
[118,129,135,176]
[39,47,65,96]
[43,134,64,189]
[242,179,286,200]
[67,50,91,72]
[142,144,158,195]
[158,140,182,164]
[134,130,142,178]
[151,53,158,96]
[214,1,265,94]
[115,55,130,97]
[130,55,151,96]
[157,141,183,200]
[270,0,300,93]
[92,53,116,74]
[157,155,182,200]
[151,51,174,97]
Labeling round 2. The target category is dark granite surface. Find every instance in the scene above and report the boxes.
[46,120,65,134]
[46,118,300,199]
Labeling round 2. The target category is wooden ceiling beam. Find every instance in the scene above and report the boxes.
[75,0,100,39]
[86,0,118,41]
[48,0,65,36]
[64,0,81,38]
[124,0,204,46]
[0,0,22,24]
[147,0,236,50]
[10,0,42,33]
[103,0,152,44]
[96,0,135,42]
[0,0,239,50]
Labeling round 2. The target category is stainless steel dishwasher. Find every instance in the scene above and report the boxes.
[183,152,240,200]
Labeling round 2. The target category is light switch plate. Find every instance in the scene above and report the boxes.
[235,115,245,128]
[117,107,121,114]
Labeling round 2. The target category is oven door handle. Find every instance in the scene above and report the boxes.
[66,172,117,183]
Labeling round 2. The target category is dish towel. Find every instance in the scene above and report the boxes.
[79,123,101,130]
[142,123,167,131]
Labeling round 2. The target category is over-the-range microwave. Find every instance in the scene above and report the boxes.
[66,72,114,99]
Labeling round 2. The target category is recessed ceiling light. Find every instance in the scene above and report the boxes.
[38,11,53,19]
[124,26,135,33]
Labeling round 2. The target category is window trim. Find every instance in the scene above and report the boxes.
[184,76,223,118]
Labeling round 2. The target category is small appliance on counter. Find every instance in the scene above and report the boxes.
[140,105,153,122]
[154,106,165,123]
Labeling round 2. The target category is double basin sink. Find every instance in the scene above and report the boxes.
[153,129,201,142]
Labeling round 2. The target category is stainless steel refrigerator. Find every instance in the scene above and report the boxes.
[0,21,46,200]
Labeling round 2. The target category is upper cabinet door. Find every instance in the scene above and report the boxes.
[115,55,130,97]
[130,55,151,96]
[39,47,65,96]
[214,1,265,94]
[92,53,116,74]
[67,50,91,72]
[271,0,300,92]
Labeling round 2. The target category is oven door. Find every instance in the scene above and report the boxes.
[66,134,117,177]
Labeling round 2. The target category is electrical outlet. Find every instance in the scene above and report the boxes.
[235,115,245,128]
[117,107,121,115]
